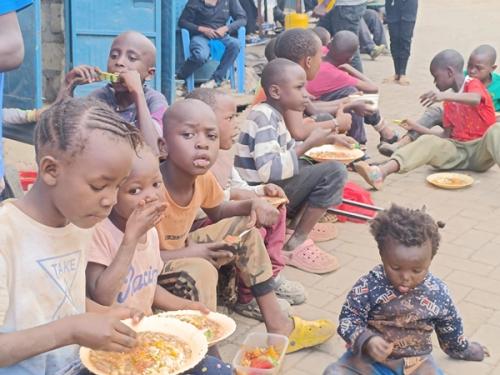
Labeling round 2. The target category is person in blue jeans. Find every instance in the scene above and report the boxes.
[177,0,246,89]
[384,0,418,86]
[0,0,33,199]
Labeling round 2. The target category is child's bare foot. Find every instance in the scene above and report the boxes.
[353,161,384,190]
[383,75,400,84]
[398,75,411,86]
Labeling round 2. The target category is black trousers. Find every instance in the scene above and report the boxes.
[385,0,418,76]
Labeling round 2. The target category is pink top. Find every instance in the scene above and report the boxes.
[306,61,359,99]
[87,218,163,314]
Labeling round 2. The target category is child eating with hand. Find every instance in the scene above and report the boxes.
[86,145,231,374]
[236,58,351,275]
[85,145,209,315]
[60,31,168,153]
[186,88,306,317]
[0,97,143,374]
[324,205,489,375]
[355,49,499,190]
[156,98,336,353]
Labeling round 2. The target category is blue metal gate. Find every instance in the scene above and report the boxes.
[3,1,42,109]
[67,0,162,97]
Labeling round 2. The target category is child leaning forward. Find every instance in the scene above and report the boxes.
[324,205,489,375]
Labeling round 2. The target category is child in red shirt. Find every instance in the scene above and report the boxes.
[354,49,499,190]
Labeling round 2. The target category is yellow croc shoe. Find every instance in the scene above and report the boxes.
[286,316,336,354]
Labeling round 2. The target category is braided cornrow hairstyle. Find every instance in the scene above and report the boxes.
[34,97,142,158]
[370,204,443,257]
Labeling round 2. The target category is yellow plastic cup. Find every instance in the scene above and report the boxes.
[285,12,309,29]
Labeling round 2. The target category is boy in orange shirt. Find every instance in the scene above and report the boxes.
[155,99,336,353]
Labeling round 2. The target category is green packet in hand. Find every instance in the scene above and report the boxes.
[99,71,119,83]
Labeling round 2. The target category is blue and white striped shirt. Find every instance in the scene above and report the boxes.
[235,103,299,184]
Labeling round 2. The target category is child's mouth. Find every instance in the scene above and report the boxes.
[397,285,410,293]
[193,157,210,168]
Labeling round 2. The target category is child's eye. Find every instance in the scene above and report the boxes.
[412,269,422,274]
[182,132,194,139]
[208,133,218,140]
[153,181,162,189]
[90,184,106,192]
[391,265,400,271]
[129,188,141,195]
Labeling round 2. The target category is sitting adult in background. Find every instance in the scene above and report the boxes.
[359,9,387,60]
[177,0,247,89]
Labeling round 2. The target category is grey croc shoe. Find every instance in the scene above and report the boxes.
[274,274,307,305]
[234,297,291,322]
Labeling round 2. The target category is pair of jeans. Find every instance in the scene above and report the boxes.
[319,3,367,72]
[359,9,387,54]
[323,351,444,375]
[177,34,240,84]
[385,0,418,76]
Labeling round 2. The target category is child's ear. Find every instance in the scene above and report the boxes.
[145,67,156,81]
[492,64,498,72]
[38,156,60,187]
[158,137,168,160]
[268,84,281,100]
[302,56,311,70]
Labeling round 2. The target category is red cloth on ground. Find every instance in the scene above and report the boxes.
[335,181,376,223]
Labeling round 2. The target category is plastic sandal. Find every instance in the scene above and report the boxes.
[234,298,291,322]
[274,274,307,305]
[307,222,338,242]
[283,239,340,274]
[286,316,336,353]
[353,161,384,190]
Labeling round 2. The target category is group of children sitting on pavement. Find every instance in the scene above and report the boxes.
[0,24,496,375]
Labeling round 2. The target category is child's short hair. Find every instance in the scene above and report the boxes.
[264,38,278,62]
[370,204,442,257]
[329,30,358,56]
[431,49,464,72]
[34,97,142,158]
[186,87,225,108]
[261,58,301,95]
[312,26,331,47]
[274,28,321,63]
[471,44,497,65]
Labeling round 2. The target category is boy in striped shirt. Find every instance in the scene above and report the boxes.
[236,58,355,275]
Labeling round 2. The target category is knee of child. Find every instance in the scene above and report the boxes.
[192,257,219,286]
[486,122,500,137]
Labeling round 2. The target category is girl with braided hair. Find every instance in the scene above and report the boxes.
[0,97,144,374]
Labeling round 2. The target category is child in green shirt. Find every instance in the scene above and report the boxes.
[467,44,500,112]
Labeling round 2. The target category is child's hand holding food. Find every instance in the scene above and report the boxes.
[249,198,280,228]
[124,199,167,244]
[184,239,234,268]
[333,134,358,149]
[263,183,286,199]
[335,104,353,133]
[364,336,394,362]
[119,70,144,96]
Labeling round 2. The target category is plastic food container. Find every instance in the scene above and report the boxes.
[285,12,309,29]
[233,333,289,375]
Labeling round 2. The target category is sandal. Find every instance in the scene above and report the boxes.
[286,316,336,353]
[274,274,307,305]
[234,297,291,322]
[353,161,384,190]
[308,222,338,242]
[283,239,340,274]
[285,221,338,243]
